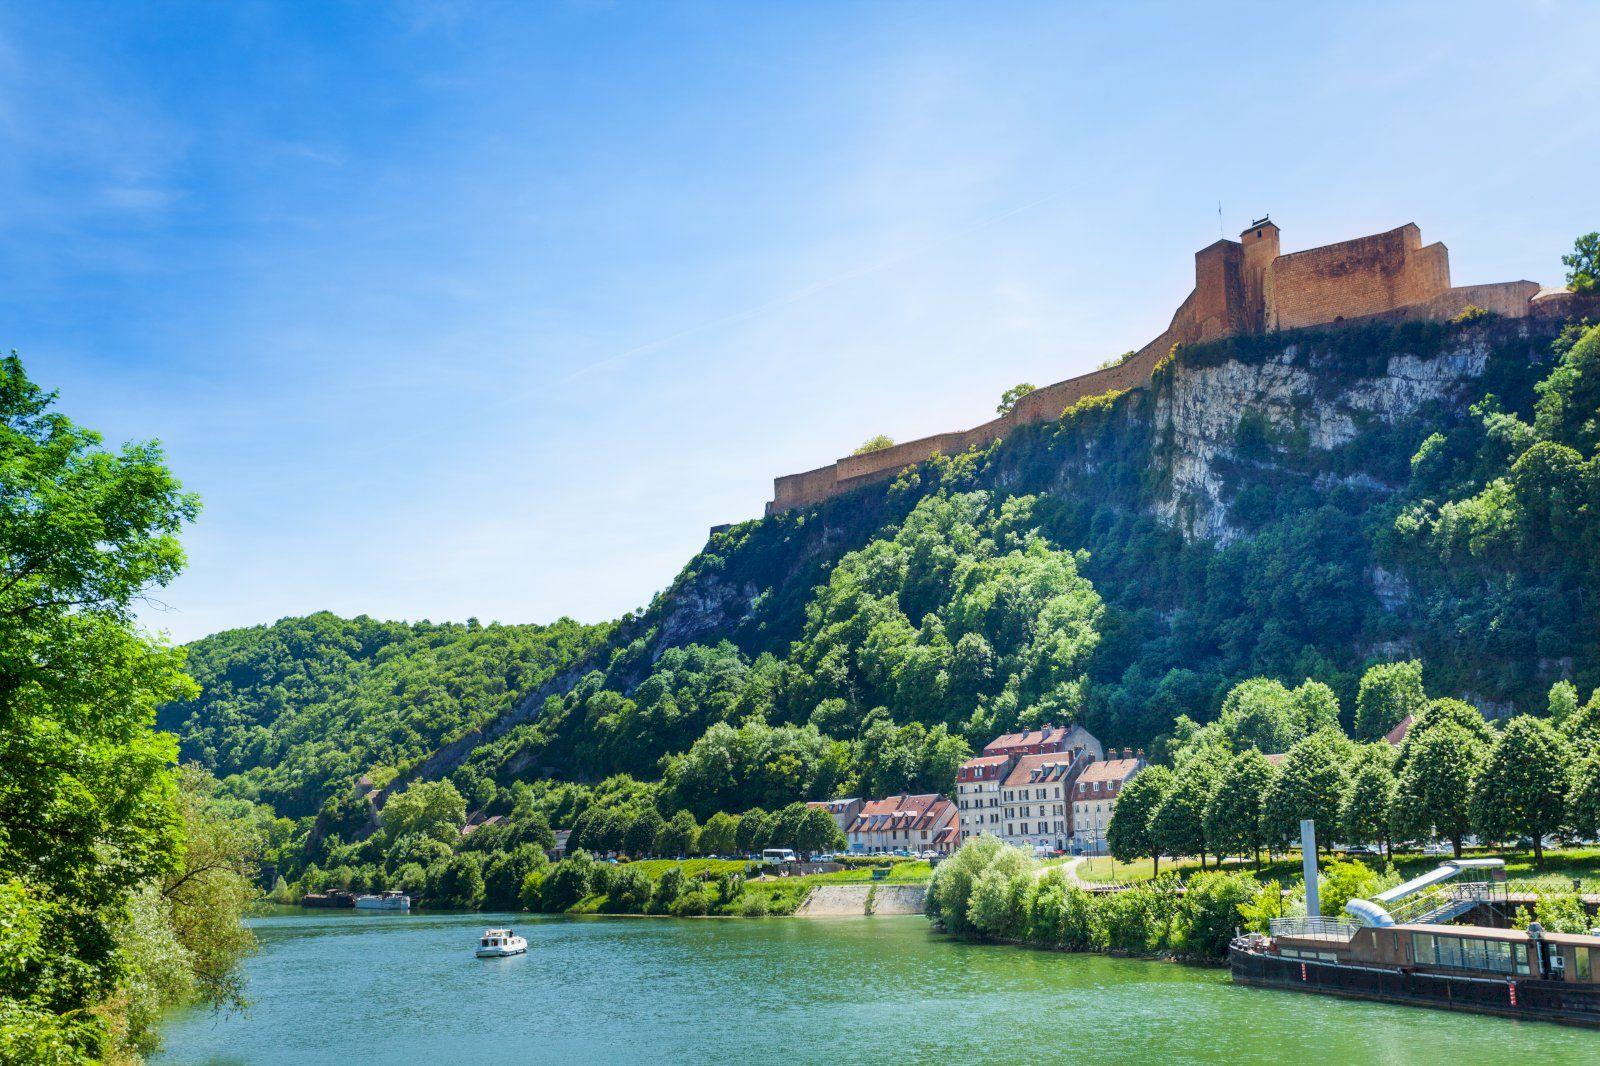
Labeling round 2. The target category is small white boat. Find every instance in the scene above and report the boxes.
[475,928,527,957]
[354,891,411,911]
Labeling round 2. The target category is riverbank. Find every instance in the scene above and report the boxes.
[531,855,935,918]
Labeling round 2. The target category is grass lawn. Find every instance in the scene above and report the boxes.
[619,858,748,881]
[572,858,937,918]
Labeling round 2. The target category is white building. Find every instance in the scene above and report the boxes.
[999,750,1094,853]
[955,753,1011,844]
[1070,752,1146,853]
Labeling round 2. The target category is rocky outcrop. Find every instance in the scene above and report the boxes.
[1153,329,1503,544]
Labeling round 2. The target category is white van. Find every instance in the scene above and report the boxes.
[761,848,798,864]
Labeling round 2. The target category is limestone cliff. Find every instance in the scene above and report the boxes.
[1153,328,1504,544]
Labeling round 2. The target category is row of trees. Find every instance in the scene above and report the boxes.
[1109,664,1600,869]
[568,801,845,860]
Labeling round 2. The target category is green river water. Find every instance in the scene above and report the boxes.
[155,910,1596,1065]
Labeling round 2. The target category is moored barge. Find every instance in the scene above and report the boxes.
[1230,858,1600,1027]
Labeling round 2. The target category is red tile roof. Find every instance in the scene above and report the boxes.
[1003,752,1087,787]
[960,754,1014,769]
[847,793,955,835]
[1074,758,1144,785]
[1384,714,1415,746]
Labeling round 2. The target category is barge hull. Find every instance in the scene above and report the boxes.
[1230,948,1600,1028]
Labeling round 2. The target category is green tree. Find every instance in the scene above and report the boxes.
[380,780,467,846]
[1318,859,1381,918]
[1152,753,1223,867]
[1564,231,1599,293]
[698,812,739,857]
[1204,749,1277,866]
[1181,871,1259,959]
[1262,731,1348,851]
[0,353,201,1059]
[603,867,653,913]
[1353,660,1426,741]
[536,852,594,912]
[623,808,665,858]
[650,867,688,914]
[997,382,1037,416]
[967,847,1033,939]
[1339,743,1398,858]
[482,845,547,910]
[852,434,895,455]
[1471,715,1572,863]
[1107,766,1172,874]
[1218,678,1300,753]
[1569,754,1600,840]
[428,853,485,909]
[734,807,768,855]
[1393,722,1486,857]
[767,802,809,851]
[654,810,700,858]
[796,807,845,855]
[1548,680,1581,724]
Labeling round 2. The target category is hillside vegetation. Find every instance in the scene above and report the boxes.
[165,310,1600,903]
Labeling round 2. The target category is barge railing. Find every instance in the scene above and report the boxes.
[1269,916,1359,942]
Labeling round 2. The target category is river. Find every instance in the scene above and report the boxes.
[155,911,1596,1064]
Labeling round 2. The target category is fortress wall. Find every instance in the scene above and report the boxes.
[1268,224,1450,331]
[1409,281,1541,322]
[1532,288,1600,322]
[835,431,968,483]
[764,221,1551,516]
[769,463,840,514]
[1188,241,1249,342]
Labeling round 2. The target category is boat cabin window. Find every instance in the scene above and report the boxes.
[1411,932,1528,976]
[1573,946,1593,982]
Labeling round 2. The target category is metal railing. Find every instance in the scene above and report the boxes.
[1269,916,1360,942]
[1387,881,1503,926]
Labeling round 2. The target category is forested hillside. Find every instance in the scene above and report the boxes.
[159,613,607,817]
[164,303,1600,900]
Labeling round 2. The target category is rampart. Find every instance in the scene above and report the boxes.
[766,220,1551,515]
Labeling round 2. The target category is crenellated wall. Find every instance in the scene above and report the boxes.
[766,220,1548,515]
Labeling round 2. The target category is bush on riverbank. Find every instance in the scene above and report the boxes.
[928,836,1258,961]
[520,854,934,917]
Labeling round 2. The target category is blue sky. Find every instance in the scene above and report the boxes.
[3,2,1596,643]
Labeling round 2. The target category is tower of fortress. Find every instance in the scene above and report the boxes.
[766,219,1576,515]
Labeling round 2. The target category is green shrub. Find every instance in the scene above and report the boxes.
[669,889,711,917]
[603,868,653,914]
[535,851,594,912]
[968,850,1032,940]
[735,894,769,917]
[650,867,688,914]
[1180,871,1259,959]
[1513,893,1593,934]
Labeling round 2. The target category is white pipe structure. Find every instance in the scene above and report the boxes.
[1344,858,1506,927]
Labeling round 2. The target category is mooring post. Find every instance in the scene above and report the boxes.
[1301,819,1320,918]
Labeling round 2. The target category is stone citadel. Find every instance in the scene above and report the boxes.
[766,219,1578,515]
